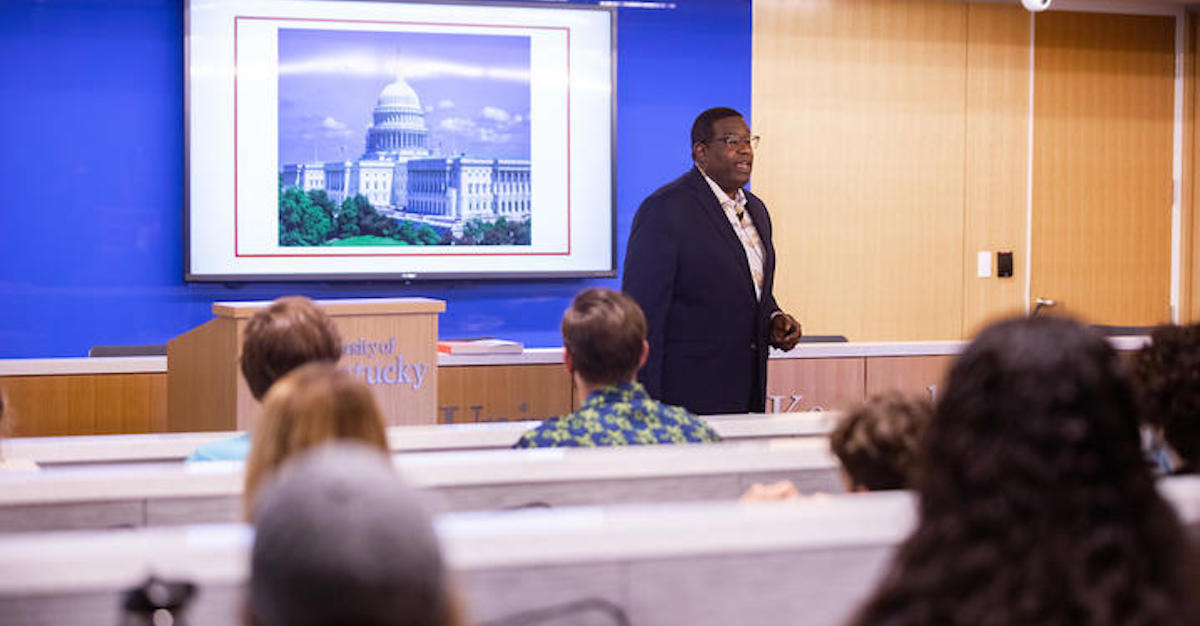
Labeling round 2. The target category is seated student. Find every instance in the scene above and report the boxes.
[848,317,1197,626]
[830,391,932,492]
[247,442,464,626]
[188,296,342,462]
[514,288,720,448]
[243,362,389,517]
[1130,323,1200,475]
[0,391,37,472]
[742,391,931,500]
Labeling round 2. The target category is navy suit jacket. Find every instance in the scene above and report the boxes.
[622,167,781,415]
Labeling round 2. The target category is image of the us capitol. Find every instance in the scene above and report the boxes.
[281,75,531,234]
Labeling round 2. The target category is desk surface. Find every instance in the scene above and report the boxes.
[5,473,1200,592]
[0,490,917,593]
[2,411,835,465]
[0,438,838,505]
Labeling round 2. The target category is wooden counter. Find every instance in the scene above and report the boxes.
[0,338,1149,437]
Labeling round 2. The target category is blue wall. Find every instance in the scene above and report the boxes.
[0,0,751,358]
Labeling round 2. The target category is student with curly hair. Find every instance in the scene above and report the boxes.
[1130,323,1200,474]
[743,392,931,500]
[830,391,932,492]
[849,316,1197,626]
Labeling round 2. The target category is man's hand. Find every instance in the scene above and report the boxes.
[769,312,802,351]
[741,480,801,502]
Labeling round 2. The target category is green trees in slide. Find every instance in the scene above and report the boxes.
[278,186,529,247]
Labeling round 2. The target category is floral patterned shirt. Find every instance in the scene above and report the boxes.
[513,381,721,448]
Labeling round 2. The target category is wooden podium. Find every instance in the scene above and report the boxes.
[167,298,445,432]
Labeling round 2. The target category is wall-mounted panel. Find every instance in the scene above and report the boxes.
[753,0,968,342]
[963,3,1031,335]
[438,364,573,424]
[766,358,865,413]
[864,355,955,402]
[1,374,166,437]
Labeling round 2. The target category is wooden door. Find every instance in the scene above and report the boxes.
[1031,11,1175,325]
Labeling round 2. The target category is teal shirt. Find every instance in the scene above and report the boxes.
[513,382,721,448]
[186,432,251,462]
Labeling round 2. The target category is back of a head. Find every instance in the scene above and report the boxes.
[563,288,646,386]
[927,316,1149,506]
[830,391,931,491]
[1131,323,1200,472]
[244,363,389,516]
[249,443,451,626]
[241,296,343,400]
[850,316,1192,626]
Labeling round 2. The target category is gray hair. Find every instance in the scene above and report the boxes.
[249,442,450,626]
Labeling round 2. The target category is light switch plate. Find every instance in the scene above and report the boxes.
[977,250,992,278]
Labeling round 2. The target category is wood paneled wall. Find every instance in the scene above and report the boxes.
[438,364,574,424]
[754,1,1185,339]
[963,3,1031,335]
[1032,11,1175,326]
[1,374,167,437]
[753,0,969,342]
[1189,13,1200,323]
[1,355,954,436]
[0,365,573,438]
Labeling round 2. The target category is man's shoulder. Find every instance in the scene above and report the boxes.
[642,169,704,207]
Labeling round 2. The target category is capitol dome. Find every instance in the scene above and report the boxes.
[363,75,431,159]
[377,77,422,110]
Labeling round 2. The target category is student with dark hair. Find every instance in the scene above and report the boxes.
[623,106,801,415]
[247,442,464,626]
[188,296,343,462]
[830,391,931,492]
[849,317,1197,626]
[514,288,720,448]
[1130,323,1200,474]
[238,297,343,401]
[743,392,930,501]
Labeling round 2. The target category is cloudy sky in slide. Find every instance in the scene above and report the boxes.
[278,28,530,165]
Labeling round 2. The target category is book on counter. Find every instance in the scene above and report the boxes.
[436,337,524,355]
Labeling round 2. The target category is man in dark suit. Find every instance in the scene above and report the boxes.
[622,107,802,414]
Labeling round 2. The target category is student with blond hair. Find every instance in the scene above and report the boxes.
[243,362,388,517]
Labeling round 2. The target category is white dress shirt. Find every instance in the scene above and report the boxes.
[699,169,765,301]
